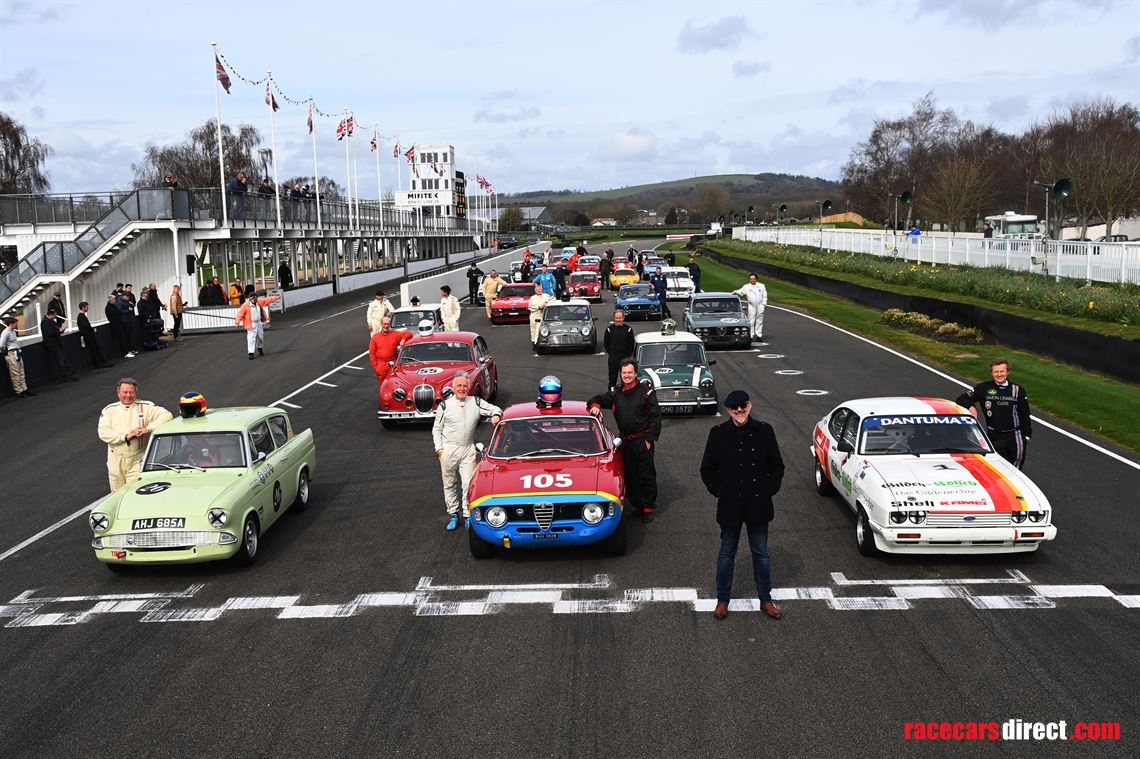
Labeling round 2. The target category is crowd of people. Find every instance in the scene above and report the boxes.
[226,171,321,221]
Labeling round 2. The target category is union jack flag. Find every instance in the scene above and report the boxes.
[346,116,355,137]
[393,138,400,158]
[404,145,415,162]
[370,133,378,153]
[336,120,346,141]
[307,105,313,135]
[265,82,279,112]
[214,54,231,94]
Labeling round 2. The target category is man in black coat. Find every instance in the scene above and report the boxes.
[700,390,785,621]
[41,310,78,382]
[77,301,112,369]
[955,357,1032,469]
[603,310,635,388]
[688,253,702,293]
[49,292,67,318]
[466,263,485,304]
[552,263,567,300]
[588,359,662,523]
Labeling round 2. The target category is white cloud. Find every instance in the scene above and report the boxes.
[732,60,770,78]
[473,106,541,124]
[0,67,45,102]
[600,127,659,162]
[676,16,757,54]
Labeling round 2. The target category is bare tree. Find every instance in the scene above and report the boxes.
[694,184,729,223]
[0,111,53,194]
[131,120,262,189]
[917,154,992,232]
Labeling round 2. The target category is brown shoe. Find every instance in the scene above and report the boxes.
[713,602,729,620]
[760,601,782,620]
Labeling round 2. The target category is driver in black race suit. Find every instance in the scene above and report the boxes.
[955,357,1032,469]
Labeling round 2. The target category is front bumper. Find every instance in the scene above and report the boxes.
[377,408,435,421]
[694,330,750,348]
[618,304,660,319]
[871,522,1058,554]
[470,513,622,549]
[537,333,595,350]
[491,308,529,323]
[93,529,239,565]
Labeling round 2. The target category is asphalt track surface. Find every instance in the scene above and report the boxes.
[1,240,1138,758]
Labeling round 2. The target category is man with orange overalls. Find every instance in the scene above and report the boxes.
[369,315,413,416]
[234,290,281,359]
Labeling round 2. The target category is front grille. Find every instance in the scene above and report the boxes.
[534,501,555,530]
[413,384,435,413]
[102,530,217,549]
[662,387,699,402]
[549,332,584,344]
[925,514,1011,527]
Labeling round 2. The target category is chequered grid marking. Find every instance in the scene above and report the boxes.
[3,571,1138,627]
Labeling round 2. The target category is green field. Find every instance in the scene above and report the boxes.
[683,252,1140,454]
[510,174,762,203]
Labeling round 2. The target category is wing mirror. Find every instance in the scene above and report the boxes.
[836,440,854,454]
[256,451,268,462]
[709,359,717,365]
[388,360,395,367]
[475,442,485,453]
[612,437,622,448]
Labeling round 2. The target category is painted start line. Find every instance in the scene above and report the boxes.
[2,571,1137,627]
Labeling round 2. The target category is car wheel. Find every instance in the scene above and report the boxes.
[605,516,628,556]
[380,419,397,430]
[469,528,494,559]
[293,467,311,512]
[815,460,836,496]
[856,506,878,557]
[233,513,260,566]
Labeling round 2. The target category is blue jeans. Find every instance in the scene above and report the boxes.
[716,522,772,604]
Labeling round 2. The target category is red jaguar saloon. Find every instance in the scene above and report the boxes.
[490,282,539,324]
[378,332,498,427]
[568,271,603,302]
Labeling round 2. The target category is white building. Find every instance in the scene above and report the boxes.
[394,144,467,219]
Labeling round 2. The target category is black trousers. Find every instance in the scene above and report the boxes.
[47,343,75,380]
[172,314,183,340]
[621,438,657,510]
[990,430,1028,469]
[468,282,478,303]
[606,354,625,389]
[84,334,108,367]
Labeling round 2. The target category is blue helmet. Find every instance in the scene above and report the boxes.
[537,375,562,407]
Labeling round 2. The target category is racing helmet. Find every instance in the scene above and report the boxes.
[537,375,563,408]
[178,391,208,418]
[660,318,677,336]
[417,319,435,336]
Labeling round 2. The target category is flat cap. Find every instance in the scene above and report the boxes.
[724,389,749,407]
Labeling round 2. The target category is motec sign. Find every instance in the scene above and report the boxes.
[395,190,449,209]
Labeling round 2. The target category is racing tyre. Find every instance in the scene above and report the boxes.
[293,467,311,513]
[815,460,836,496]
[604,517,628,556]
[855,506,878,557]
[469,529,494,559]
[233,513,260,566]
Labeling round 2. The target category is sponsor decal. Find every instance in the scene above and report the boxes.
[941,500,987,506]
[885,481,924,488]
[841,471,853,495]
[864,415,976,427]
[256,463,275,485]
[135,482,172,495]
[272,481,282,513]
[951,454,1025,513]
[986,388,998,396]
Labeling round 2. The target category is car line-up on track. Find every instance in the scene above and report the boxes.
[378,332,498,426]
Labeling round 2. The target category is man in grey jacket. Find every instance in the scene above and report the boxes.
[433,372,502,530]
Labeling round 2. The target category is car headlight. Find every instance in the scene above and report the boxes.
[582,503,605,525]
[889,511,908,524]
[207,508,228,527]
[393,388,407,402]
[486,506,507,528]
[540,327,550,337]
[89,512,109,532]
[1027,510,1046,523]
[1011,510,1028,523]
[908,510,927,524]
[581,325,592,335]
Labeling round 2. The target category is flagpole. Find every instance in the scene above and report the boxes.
[267,71,283,229]
[374,128,383,232]
[309,105,322,231]
[212,43,228,227]
[351,130,361,230]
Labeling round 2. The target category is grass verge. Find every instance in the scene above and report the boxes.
[682,252,1140,454]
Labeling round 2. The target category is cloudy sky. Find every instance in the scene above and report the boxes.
[1,0,1137,196]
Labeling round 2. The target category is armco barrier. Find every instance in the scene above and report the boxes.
[401,243,551,306]
[700,247,1140,385]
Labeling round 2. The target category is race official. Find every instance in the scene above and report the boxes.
[433,372,502,530]
[955,357,1032,469]
[700,390,785,621]
[440,286,461,332]
[97,378,173,492]
[733,274,768,342]
[481,269,507,319]
[235,291,280,359]
[588,359,662,523]
[527,283,550,345]
[366,291,395,335]
[603,310,635,388]
[369,316,413,413]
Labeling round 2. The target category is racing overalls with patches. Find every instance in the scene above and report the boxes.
[432,395,502,516]
[956,380,1032,469]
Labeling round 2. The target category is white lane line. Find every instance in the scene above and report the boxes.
[0,498,105,564]
[277,401,302,409]
[292,302,369,328]
[757,353,785,359]
[342,365,365,370]
[774,369,803,375]
[416,575,611,591]
[8,584,204,603]
[831,570,1031,586]
[314,380,338,388]
[797,389,829,396]
[269,350,368,408]
[768,304,1140,472]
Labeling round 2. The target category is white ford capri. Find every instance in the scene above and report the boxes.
[811,396,1056,555]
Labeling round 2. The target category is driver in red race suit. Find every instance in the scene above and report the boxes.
[369,316,413,414]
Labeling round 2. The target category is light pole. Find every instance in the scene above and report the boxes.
[1032,177,1071,239]
[771,203,786,244]
[816,199,832,249]
[889,191,912,250]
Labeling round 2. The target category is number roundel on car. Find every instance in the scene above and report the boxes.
[273,481,282,513]
[135,482,172,495]
[416,367,443,375]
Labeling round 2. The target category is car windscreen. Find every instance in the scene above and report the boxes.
[570,273,598,284]
[543,305,590,321]
[637,342,706,366]
[497,284,534,298]
[488,416,606,458]
[619,285,653,299]
[612,264,635,273]
[859,415,992,456]
[144,432,247,470]
[391,310,434,330]
[692,298,741,314]
[399,341,473,363]
[579,257,600,265]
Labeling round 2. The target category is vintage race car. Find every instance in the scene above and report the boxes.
[390,303,444,332]
[634,323,717,414]
[90,406,316,569]
[812,397,1056,555]
[615,283,662,320]
[490,282,539,324]
[467,400,626,558]
[662,266,695,301]
[378,332,498,425]
[641,256,668,280]
[509,261,525,282]
[576,255,601,273]
[568,271,603,301]
[536,298,597,353]
[683,292,751,349]
[608,262,640,290]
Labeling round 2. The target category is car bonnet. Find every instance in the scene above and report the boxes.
[641,364,704,388]
[110,471,245,522]
[866,455,1040,513]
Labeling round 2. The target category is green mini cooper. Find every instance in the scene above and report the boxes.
[634,322,718,414]
[90,407,316,569]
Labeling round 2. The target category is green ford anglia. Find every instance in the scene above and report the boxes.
[90,407,316,569]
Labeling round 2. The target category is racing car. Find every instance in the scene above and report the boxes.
[576,255,601,273]
[662,266,695,301]
[377,332,498,426]
[390,302,444,332]
[811,396,1056,555]
[608,261,640,290]
[535,298,597,353]
[490,282,539,324]
[90,398,316,569]
[683,292,751,349]
[634,321,717,414]
[568,271,603,302]
[467,377,626,558]
[615,283,662,320]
